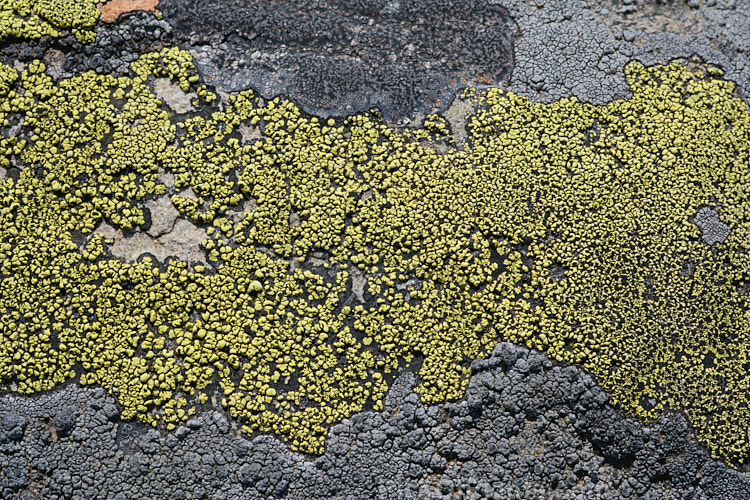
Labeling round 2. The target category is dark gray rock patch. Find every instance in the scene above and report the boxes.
[2,343,749,499]
[158,0,517,122]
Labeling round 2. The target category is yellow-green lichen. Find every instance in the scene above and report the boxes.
[0,0,99,43]
[1,49,750,463]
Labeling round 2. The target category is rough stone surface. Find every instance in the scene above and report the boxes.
[501,0,750,104]
[159,0,517,122]
[99,0,160,23]
[2,343,749,499]
[2,0,750,498]
[153,77,197,114]
[96,220,209,266]
[0,12,174,80]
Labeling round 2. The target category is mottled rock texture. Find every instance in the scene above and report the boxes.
[159,0,517,122]
[3,343,748,499]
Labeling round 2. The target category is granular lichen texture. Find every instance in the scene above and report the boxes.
[0,0,99,43]
[1,46,750,464]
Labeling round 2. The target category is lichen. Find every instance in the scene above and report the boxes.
[0,0,99,43]
[1,49,749,463]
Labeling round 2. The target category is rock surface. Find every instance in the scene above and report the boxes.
[3,343,748,499]
[1,1,750,498]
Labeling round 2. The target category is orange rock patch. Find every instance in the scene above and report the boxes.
[98,0,159,22]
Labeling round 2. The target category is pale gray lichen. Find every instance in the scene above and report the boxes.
[693,206,731,245]
[497,0,750,103]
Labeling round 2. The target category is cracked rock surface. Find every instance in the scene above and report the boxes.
[501,0,750,103]
[158,0,517,122]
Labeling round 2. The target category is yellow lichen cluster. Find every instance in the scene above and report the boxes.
[0,0,99,43]
[1,48,750,462]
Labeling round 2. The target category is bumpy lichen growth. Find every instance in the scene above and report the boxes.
[1,49,750,462]
[0,0,99,43]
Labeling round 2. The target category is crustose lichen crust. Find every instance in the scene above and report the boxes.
[1,46,750,465]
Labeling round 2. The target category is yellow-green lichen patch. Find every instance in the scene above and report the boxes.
[0,0,99,43]
[1,50,750,463]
